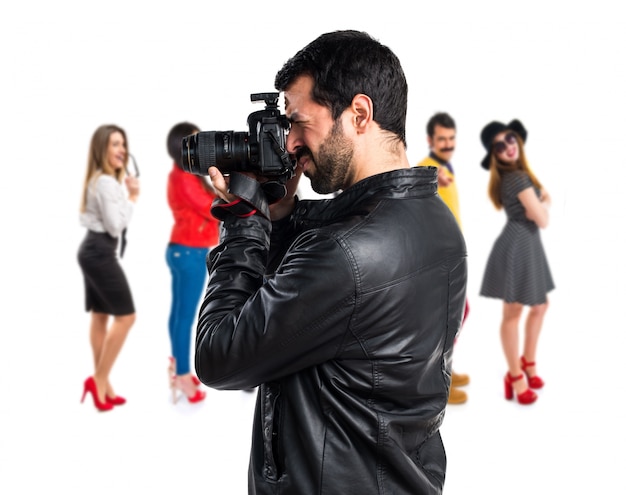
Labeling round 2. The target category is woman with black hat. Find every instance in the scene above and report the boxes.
[479,119,554,405]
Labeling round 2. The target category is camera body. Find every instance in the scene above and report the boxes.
[181,92,294,181]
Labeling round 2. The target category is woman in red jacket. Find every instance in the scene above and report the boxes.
[165,122,220,403]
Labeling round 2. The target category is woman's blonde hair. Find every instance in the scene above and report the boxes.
[487,132,542,209]
[80,125,128,212]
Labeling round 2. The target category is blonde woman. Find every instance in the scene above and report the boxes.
[77,124,139,412]
[479,119,554,405]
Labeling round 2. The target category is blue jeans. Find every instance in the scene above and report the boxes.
[166,243,209,375]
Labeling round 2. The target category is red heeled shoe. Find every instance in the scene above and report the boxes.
[521,356,544,389]
[504,373,537,405]
[171,375,206,404]
[81,377,113,412]
[106,395,126,406]
[184,388,206,403]
[169,357,201,387]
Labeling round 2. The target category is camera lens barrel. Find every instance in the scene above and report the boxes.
[181,131,251,176]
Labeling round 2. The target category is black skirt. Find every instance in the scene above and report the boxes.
[77,230,135,315]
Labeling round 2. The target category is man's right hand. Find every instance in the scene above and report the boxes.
[208,167,237,203]
[438,167,454,187]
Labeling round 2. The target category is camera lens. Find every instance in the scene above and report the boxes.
[181,131,250,176]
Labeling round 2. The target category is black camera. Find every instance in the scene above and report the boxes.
[181,92,295,182]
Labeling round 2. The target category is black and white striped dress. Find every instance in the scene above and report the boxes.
[480,170,554,305]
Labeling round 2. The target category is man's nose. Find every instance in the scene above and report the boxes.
[286,130,301,154]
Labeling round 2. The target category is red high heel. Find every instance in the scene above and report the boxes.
[171,375,206,404]
[521,356,544,389]
[184,388,205,404]
[169,357,201,387]
[81,377,113,412]
[106,395,126,406]
[504,373,537,405]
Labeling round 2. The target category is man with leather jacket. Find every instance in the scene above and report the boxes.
[195,30,467,495]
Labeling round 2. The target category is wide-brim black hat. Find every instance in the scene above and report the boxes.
[480,119,527,170]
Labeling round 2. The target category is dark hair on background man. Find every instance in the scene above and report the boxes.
[274,30,408,147]
[167,122,199,168]
[426,112,456,138]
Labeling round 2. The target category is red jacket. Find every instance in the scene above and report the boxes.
[167,164,220,247]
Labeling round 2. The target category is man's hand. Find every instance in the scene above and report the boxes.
[208,167,237,202]
[269,166,303,221]
[208,166,302,221]
[438,167,454,187]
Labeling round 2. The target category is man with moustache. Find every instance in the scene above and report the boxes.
[417,112,470,405]
[195,31,467,494]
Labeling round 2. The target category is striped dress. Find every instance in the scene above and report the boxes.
[480,170,554,305]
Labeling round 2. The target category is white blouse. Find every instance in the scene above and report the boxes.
[80,174,134,239]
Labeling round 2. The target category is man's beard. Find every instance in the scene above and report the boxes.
[303,120,354,195]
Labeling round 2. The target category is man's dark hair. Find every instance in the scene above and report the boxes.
[426,112,456,138]
[167,122,199,168]
[275,30,408,146]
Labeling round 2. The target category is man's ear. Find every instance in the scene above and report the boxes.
[351,94,373,132]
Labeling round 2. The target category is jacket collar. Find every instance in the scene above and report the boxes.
[296,167,438,221]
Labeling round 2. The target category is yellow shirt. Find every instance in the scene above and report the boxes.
[417,155,462,230]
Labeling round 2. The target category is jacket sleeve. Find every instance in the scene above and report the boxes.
[194,210,355,390]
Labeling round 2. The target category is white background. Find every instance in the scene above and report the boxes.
[1,1,625,493]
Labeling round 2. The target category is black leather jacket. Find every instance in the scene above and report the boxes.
[196,167,467,494]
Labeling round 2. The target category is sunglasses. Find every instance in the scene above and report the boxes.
[125,153,140,178]
[493,132,517,154]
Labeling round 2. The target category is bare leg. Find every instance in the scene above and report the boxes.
[89,312,108,369]
[522,300,549,377]
[88,312,109,402]
[92,313,136,400]
[500,302,528,395]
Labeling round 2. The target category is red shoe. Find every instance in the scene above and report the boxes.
[185,388,206,403]
[106,395,126,406]
[504,373,537,405]
[169,357,201,387]
[521,356,544,389]
[171,375,206,404]
[81,377,113,412]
